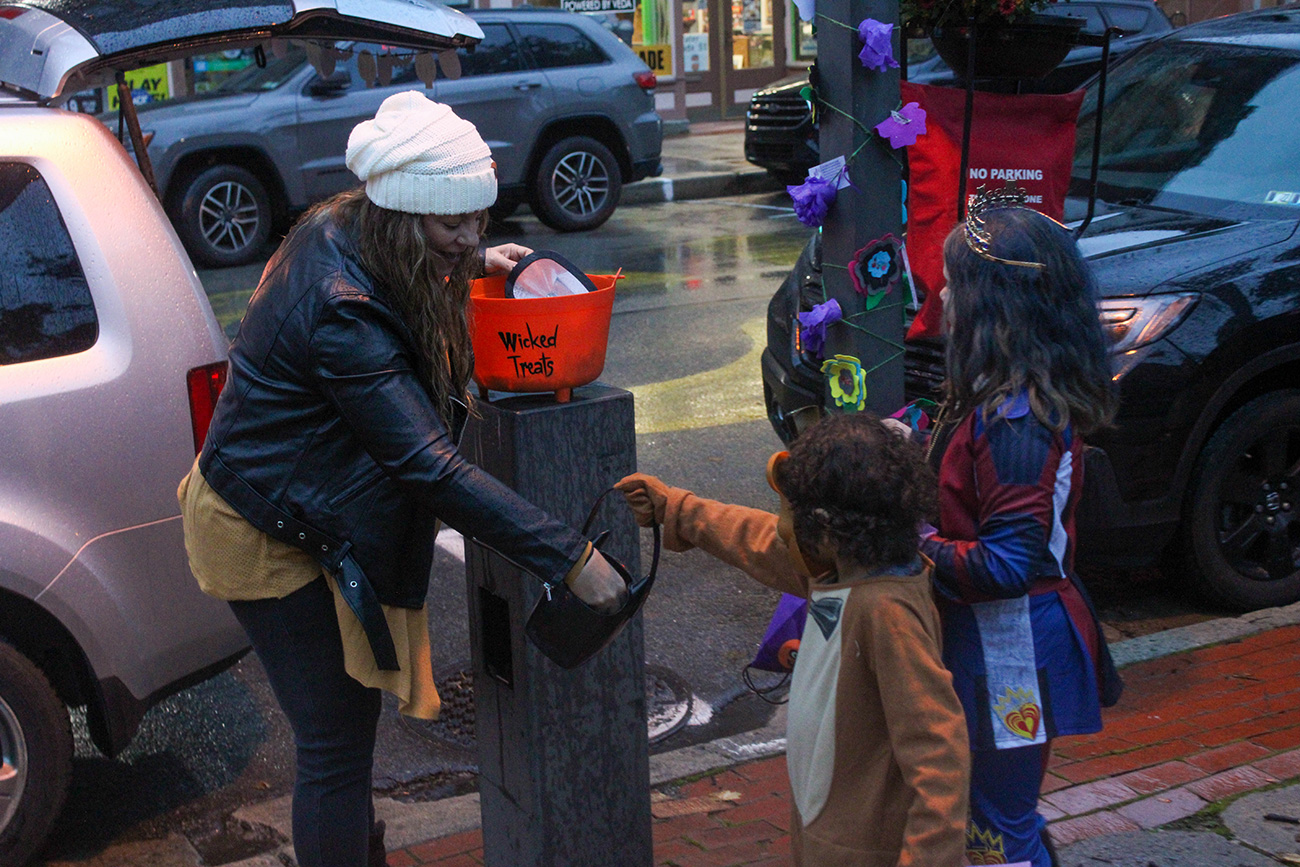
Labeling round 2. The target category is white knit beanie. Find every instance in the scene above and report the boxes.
[345,91,497,215]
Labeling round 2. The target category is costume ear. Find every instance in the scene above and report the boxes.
[766,451,789,495]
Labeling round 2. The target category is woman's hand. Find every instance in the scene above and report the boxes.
[483,243,533,275]
[566,549,628,613]
[614,473,671,528]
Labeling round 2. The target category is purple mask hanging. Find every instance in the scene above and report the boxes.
[748,592,808,672]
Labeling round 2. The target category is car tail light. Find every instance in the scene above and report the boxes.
[633,70,657,91]
[0,8,27,19]
[186,362,228,454]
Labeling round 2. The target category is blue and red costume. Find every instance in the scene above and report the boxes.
[920,395,1121,866]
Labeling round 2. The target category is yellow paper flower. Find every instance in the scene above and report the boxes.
[820,354,866,411]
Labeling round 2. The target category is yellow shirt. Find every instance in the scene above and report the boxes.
[178,460,440,719]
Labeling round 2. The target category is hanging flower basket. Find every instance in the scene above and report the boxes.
[930,14,1084,81]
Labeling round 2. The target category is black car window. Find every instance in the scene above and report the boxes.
[30,0,293,55]
[515,23,609,69]
[1104,6,1152,35]
[0,164,97,365]
[456,23,525,76]
[1075,40,1300,218]
[1043,3,1107,34]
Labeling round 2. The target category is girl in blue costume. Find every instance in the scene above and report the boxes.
[919,196,1123,867]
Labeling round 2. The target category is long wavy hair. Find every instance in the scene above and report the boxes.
[300,188,486,422]
[941,208,1117,435]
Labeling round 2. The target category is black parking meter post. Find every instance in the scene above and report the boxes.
[461,385,651,867]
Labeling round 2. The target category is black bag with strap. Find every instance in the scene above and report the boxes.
[523,488,660,669]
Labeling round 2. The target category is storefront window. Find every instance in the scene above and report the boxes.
[682,0,709,74]
[556,0,676,76]
[192,49,257,93]
[732,0,774,69]
[791,4,815,61]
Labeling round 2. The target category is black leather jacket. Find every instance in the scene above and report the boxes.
[199,216,587,669]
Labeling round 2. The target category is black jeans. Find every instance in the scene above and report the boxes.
[230,577,382,867]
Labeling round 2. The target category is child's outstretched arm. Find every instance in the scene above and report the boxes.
[615,473,809,597]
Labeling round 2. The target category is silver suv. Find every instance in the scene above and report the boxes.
[118,9,663,267]
[0,2,480,863]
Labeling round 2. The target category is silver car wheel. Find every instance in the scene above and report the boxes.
[0,695,26,837]
[550,151,611,218]
[532,136,622,233]
[198,180,262,254]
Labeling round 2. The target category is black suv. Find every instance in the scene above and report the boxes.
[761,7,1300,610]
[745,0,1172,181]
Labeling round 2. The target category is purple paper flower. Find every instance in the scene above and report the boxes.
[797,298,842,357]
[875,101,927,148]
[857,19,899,72]
[786,175,837,227]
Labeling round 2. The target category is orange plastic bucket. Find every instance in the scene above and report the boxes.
[469,273,618,402]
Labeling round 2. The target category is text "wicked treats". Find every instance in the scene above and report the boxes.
[498,324,558,379]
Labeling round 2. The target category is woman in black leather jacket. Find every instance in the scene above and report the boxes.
[179,92,626,867]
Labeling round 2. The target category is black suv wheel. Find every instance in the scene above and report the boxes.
[1184,391,1300,610]
[532,136,621,233]
[173,164,273,268]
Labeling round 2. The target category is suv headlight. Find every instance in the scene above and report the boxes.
[1098,293,1198,353]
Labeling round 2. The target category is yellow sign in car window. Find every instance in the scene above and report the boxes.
[107,64,171,111]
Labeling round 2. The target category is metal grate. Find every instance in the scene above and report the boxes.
[403,663,694,750]
[407,668,477,751]
[746,95,810,130]
[747,142,799,161]
[905,338,946,403]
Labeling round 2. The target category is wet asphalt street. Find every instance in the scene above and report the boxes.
[36,192,1228,864]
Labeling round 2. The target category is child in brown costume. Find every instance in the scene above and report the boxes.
[617,414,969,867]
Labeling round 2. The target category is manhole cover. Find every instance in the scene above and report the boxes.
[645,663,692,744]
[402,663,693,749]
[402,667,477,752]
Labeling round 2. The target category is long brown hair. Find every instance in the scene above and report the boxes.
[940,208,1117,435]
[301,188,485,422]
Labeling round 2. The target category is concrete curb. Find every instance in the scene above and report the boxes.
[622,170,783,205]
[1109,598,1300,668]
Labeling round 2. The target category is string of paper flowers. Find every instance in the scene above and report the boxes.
[784,15,924,412]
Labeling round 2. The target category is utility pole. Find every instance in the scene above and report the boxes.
[815,0,905,415]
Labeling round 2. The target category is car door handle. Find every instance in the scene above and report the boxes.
[513,80,542,91]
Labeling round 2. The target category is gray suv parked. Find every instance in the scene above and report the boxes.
[118,8,663,267]
[0,1,480,863]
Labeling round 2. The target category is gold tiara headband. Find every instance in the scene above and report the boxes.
[963,182,1065,271]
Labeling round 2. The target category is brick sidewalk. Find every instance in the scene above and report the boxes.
[390,624,1300,867]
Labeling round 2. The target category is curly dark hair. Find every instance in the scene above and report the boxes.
[774,413,937,571]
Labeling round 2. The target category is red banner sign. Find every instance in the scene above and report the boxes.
[903,81,1084,340]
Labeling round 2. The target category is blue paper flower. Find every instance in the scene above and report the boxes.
[857,19,899,72]
[875,102,927,149]
[787,175,837,227]
[797,298,842,358]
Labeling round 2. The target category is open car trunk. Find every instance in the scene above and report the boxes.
[0,0,482,103]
